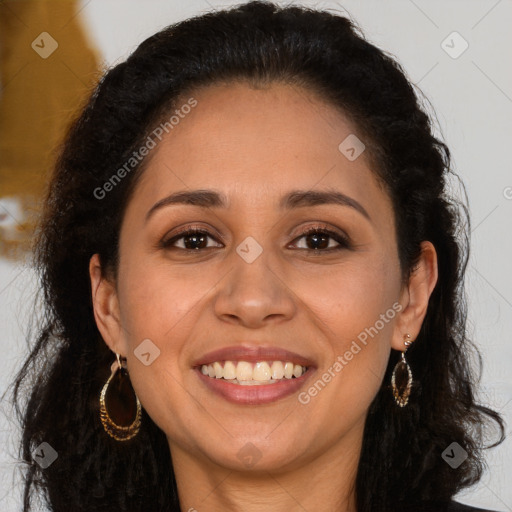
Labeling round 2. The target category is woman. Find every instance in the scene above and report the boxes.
[9,1,506,511]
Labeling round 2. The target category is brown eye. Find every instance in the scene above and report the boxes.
[162,229,222,251]
[290,228,351,252]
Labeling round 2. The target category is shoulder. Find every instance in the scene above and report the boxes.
[446,501,501,512]
[397,500,502,512]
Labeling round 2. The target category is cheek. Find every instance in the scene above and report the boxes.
[295,255,398,400]
[116,261,215,437]
[296,255,398,342]
[117,259,209,344]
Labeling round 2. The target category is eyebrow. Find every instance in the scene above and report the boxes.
[145,188,371,223]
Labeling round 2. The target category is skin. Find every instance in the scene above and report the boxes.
[89,81,438,512]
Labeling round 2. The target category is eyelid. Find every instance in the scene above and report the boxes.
[162,223,225,243]
[290,222,345,238]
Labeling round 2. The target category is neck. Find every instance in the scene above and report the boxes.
[169,424,362,512]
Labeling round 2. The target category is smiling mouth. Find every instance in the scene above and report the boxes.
[199,360,308,385]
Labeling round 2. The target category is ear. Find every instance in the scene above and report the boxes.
[391,241,438,351]
[89,253,127,357]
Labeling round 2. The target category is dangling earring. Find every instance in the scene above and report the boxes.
[99,353,142,441]
[391,334,414,407]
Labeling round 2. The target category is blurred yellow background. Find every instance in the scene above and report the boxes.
[0,0,100,261]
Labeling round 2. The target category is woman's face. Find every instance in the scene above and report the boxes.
[92,81,413,473]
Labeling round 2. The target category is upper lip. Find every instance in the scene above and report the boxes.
[193,345,316,368]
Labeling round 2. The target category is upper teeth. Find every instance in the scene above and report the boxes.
[200,361,307,382]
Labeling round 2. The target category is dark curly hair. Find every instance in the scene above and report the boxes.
[5,1,505,511]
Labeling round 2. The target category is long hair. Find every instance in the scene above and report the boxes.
[6,2,505,511]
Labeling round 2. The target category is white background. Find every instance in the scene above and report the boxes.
[1,1,511,510]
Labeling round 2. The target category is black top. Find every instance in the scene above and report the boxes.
[397,500,500,511]
[447,502,500,512]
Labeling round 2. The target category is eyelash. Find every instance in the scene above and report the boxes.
[160,224,351,254]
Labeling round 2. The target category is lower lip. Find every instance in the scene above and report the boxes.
[195,368,315,405]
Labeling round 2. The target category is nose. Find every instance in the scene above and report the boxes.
[212,245,296,329]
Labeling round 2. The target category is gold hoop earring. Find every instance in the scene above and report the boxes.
[99,353,141,441]
[391,334,414,407]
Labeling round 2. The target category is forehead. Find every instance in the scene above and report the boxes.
[128,81,392,220]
